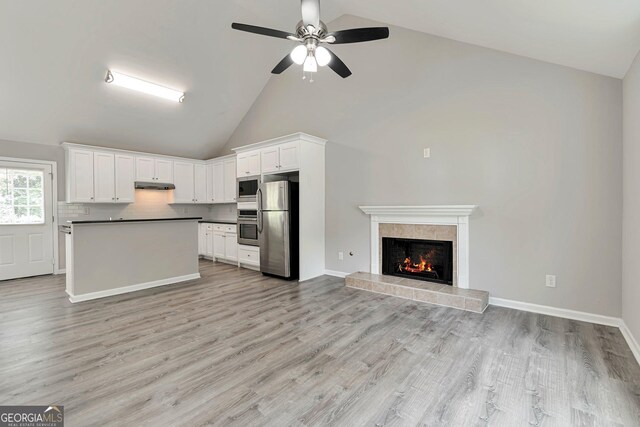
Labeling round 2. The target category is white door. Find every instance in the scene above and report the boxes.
[173,161,195,203]
[155,158,174,183]
[247,151,261,175]
[225,234,238,261]
[135,156,155,181]
[213,162,225,203]
[68,148,94,203]
[198,224,207,256]
[194,164,207,203]
[206,227,214,257]
[114,154,135,203]
[206,164,215,203]
[223,158,236,203]
[278,142,300,171]
[213,232,225,259]
[236,154,249,178]
[0,161,54,280]
[93,152,115,203]
[261,147,280,174]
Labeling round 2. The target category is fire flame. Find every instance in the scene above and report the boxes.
[400,256,432,273]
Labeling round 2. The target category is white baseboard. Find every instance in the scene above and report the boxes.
[324,269,349,278]
[67,273,201,303]
[619,320,640,365]
[54,268,66,275]
[489,297,621,327]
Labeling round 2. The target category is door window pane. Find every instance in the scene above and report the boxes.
[0,168,46,224]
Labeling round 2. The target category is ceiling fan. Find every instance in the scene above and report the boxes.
[231,0,389,79]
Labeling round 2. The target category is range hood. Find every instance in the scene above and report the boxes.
[134,181,175,190]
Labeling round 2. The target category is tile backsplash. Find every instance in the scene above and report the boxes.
[58,190,237,222]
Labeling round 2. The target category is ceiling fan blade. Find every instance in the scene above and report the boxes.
[231,23,296,40]
[325,27,389,44]
[325,48,352,78]
[301,0,320,29]
[271,54,295,74]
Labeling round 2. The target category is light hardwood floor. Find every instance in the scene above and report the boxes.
[1,261,639,426]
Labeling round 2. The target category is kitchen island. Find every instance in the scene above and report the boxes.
[62,217,201,302]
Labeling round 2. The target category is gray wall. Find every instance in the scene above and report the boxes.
[0,138,65,195]
[220,15,623,316]
[623,53,640,339]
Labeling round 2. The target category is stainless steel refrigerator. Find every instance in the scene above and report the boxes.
[257,181,299,279]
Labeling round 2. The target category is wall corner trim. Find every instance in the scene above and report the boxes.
[324,269,349,278]
[619,320,640,366]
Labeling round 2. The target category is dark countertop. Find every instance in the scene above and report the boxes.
[199,220,237,225]
[67,217,203,225]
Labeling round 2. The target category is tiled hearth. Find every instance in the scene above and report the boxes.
[345,272,488,313]
[352,205,488,313]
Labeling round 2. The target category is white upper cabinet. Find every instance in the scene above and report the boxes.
[63,144,238,205]
[260,146,280,174]
[135,156,155,182]
[172,161,195,203]
[223,158,237,203]
[114,154,135,203]
[214,162,225,203]
[236,150,260,177]
[278,141,300,171]
[66,147,134,204]
[135,156,173,183]
[194,164,207,204]
[155,158,173,183]
[206,161,225,203]
[93,152,115,203]
[206,163,215,203]
[67,148,95,203]
[260,142,300,174]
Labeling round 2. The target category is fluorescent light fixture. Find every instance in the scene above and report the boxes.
[105,70,185,103]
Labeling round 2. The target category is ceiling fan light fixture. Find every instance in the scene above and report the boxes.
[315,46,331,66]
[303,55,318,73]
[290,45,308,65]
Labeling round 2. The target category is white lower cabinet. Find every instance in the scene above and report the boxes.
[225,234,238,262]
[238,244,260,269]
[198,223,207,256]
[213,232,225,259]
[199,223,238,264]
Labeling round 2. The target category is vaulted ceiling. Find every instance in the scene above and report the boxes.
[1,0,639,158]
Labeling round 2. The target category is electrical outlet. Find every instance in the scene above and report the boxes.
[546,275,556,288]
[423,148,431,158]
[338,252,344,261]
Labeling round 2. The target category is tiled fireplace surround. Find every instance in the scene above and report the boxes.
[346,206,489,313]
[378,223,458,286]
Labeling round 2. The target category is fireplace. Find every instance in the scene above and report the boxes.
[382,237,453,285]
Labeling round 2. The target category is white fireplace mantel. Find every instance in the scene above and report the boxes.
[359,205,478,289]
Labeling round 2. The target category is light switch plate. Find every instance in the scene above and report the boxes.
[423,148,431,158]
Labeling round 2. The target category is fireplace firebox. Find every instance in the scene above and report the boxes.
[382,237,453,285]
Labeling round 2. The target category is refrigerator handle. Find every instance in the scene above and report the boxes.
[257,188,263,233]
